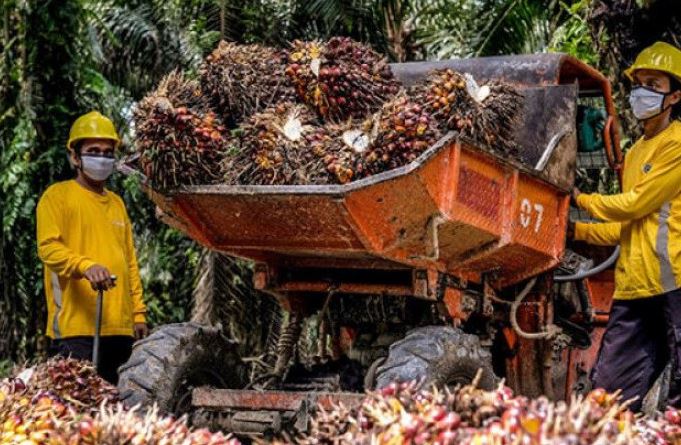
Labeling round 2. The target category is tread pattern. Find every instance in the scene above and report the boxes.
[117,322,247,414]
[374,326,497,390]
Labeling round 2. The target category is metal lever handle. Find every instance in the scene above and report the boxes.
[93,274,117,369]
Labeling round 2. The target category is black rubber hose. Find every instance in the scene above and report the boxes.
[554,246,620,282]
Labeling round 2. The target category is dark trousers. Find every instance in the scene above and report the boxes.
[49,336,134,385]
[592,288,681,411]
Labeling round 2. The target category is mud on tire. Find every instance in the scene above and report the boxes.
[117,322,248,415]
[374,326,497,390]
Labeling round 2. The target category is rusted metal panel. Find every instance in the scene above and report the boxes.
[585,270,615,316]
[561,270,614,398]
[512,175,567,256]
[343,146,448,255]
[391,54,568,87]
[178,193,365,251]
[277,281,413,296]
[514,85,578,182]
[191,387,365,411]
[149,133,571,291]
[193,388,302,410]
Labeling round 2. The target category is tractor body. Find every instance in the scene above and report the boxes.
[120,53,623,435]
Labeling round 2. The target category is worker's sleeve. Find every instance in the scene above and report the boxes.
[576,139,681,221]
[124,209,146,324]
[574,221,621,246]
[36,192,96,278]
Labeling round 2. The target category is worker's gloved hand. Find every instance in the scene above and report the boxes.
[84,264,115,291]
[134,322,149,340]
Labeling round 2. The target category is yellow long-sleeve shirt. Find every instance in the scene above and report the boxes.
[575,120,681,299]
[37,180,146,338]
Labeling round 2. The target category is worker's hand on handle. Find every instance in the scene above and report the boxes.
[134,322,149,340]
[84,264,116,291]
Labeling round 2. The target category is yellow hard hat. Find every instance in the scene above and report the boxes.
[625,41,681,83]
[67,111,121,151]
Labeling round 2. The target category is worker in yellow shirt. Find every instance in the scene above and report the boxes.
[36,111,148,384]
[573,42,681,411]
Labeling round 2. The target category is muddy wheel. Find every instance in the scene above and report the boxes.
[117,322,248,415]
[374,326,497,390]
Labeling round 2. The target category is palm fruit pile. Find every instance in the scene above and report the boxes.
[0,358,240,445]
[270,377,681,445]
[361,93,442,176]
[68,405,240,445]
[200,41,297,126]
[285,37,401,122]
[224,102,334,185]
[134,39,527,190]
[413,68,522,157]
[134,71,234,190]
[24,357,118,412]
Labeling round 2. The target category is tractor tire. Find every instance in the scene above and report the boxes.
[117,322,248,416]
[374,326,497,391]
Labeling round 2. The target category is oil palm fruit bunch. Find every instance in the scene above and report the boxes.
[275,378,661,445]
[225,102,333,185]
[361,93,442,175]
[320,120,372,183]
[0,360,242,445]
[200,41,297,126]
[414,69,522,158]
[0,388,76,444]
[29,357,118,411]
[72,404,241,445]
[135,71,233,190]
[286,37,401,122]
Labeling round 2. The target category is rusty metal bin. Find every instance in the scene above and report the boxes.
[139,53,620,296]
[150,133,568,294]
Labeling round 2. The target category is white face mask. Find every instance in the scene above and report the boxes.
[629,86,671,120]
[80,155,116,181]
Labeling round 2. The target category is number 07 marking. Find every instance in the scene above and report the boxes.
[520,198,544,233]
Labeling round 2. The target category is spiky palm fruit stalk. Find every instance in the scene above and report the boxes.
[225,102,334,185]
[271,380,662,445]
[200,41,297,126]
[362,93,442,175]
[0,389,76,444]
[135,71,233,190]
[0,359,241,445]
[0,359,105,443]
[413,69,522,158]
[286,37,401,122]
[29,357,118,410]
[76,405,241,445]
[473,81,523,155]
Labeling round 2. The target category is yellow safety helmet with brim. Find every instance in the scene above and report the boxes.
[67,111,121,151]
[625,41,681,83]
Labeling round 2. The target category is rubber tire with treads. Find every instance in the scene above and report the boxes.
[117,322,248,415]
[374,326,497,390]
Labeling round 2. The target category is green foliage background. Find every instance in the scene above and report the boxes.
[1,0,674,365]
